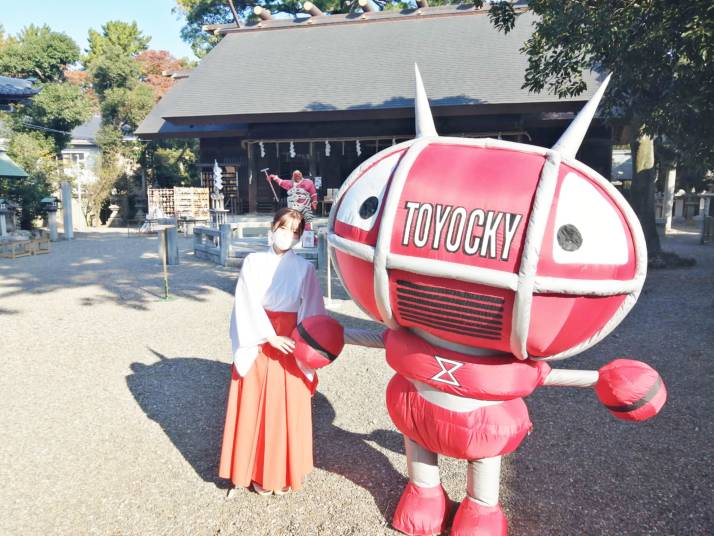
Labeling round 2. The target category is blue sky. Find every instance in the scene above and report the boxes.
[0,0,197,60]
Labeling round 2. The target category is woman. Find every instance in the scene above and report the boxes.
[219,208,326,495]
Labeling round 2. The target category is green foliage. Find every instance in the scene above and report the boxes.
[521,0,714,168]
[96,123,125,154]
[0,24,80,82]
[174,0,234,58]
[2,131,58,228]
[151,140,199,187]
[88,44,142,96]
[6,130,56,173]
[84,20,151,65]
[87,152,124,224]
[174,1,514,57]
[19,82,94,150]
[100,84,156,130]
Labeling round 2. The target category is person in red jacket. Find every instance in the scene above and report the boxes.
[270,170,318,230]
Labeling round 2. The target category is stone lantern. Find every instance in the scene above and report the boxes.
[0,198,11,237]
[41,196,60,241]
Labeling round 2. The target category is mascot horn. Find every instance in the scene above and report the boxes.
[329,65,665,535]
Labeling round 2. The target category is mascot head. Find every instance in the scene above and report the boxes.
[328,66,646,361]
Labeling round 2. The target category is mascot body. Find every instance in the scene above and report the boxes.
[328,67,666,535]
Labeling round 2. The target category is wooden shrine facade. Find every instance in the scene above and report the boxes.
[136,5,614,214]
[195,113,612,214]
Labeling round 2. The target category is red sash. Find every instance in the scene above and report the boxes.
[385,328,550,401]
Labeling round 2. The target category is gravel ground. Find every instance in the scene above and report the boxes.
[0,226,711,536]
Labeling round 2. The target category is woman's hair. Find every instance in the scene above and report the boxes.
[272,207,305,236]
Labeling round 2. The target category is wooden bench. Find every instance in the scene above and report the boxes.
[0,240,34,259]
[0,232,50,259]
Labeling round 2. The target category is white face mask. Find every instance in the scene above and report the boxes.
[272,228,300,251]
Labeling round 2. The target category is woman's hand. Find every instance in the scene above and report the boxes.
[266,335,296,354]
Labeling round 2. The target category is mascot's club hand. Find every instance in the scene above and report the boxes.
[595,359,667,422]
[292,315,345,369]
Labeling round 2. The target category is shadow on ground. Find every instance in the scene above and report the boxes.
[0,231,236,311]
[127,348,404,520]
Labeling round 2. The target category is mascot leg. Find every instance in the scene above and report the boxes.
[451,456,508,536]
[392,436,452,536]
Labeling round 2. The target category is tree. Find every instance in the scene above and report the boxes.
[0,25,80,83]
[88,44,142,96]
[150,141,200,188]
[84,20,151,65]
[2,131,58,228]
[494,0,713,265]
[101,84,157,130]
[174,0,516,57]
[18,82,94,150]
[135,50,192,97]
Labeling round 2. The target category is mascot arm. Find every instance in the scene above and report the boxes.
[545,359,666,422]
[542,368,599,388]
[344,328,386,349]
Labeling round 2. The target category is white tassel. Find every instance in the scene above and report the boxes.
[289,141,296,158]
[325,140,331,157]
[259,141,265,158]
[356,140,361,157]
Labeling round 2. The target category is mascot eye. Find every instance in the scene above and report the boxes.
[557,224,582,251]
[336,151,403,232]
[552,172,628,265]
[359,196,379,219]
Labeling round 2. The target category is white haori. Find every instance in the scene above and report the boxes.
[229,247,326,381]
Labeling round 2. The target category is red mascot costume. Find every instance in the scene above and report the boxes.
[327,66,666,535]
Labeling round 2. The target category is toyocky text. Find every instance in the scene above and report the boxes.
[401,201,523,261]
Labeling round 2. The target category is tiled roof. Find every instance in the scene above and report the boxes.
[138,5,603,135]
[0,76,40,101]
[0,152,28,178]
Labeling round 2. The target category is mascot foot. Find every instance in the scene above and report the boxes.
[450,497,507,536]
[392,482,453,535]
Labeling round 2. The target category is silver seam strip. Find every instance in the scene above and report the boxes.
[327,233,375,263]
[373,138,432,330]
[533,276,641,296]
[510,151,562,360]
[387,253,518,290]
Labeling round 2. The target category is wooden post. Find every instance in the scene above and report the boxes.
[326,243,332,303]
[303,1,324,16]
[358,0,375,12]
[309,141,317,178]
[254,6,272,20]
[663,165,676,234]
[247,142,258,213]
[701,196,712,245]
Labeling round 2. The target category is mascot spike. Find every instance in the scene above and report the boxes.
[414,64,437,138]
[552,73,612,159]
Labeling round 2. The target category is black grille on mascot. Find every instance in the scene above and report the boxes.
[395,280,504,340]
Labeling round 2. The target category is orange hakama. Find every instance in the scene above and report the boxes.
[219,310,316,491]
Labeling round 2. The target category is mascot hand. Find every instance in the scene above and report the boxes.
[595,359,666,422]
[269,174,278,181]
[292,315,344,369]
